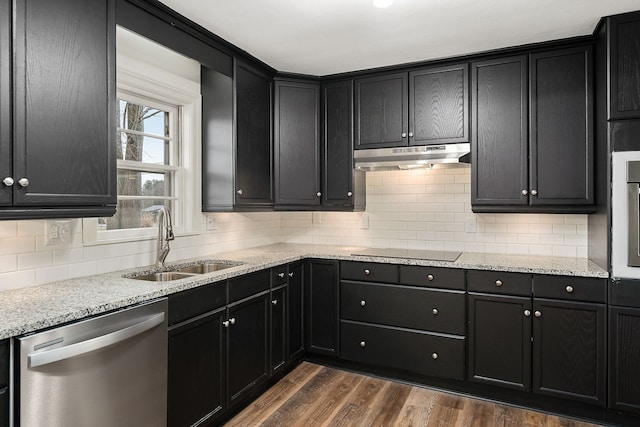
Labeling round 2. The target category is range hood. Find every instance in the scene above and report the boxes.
[354,143,470,171]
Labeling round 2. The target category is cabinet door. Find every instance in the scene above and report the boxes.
[355,73,408,149]
[609,12,640,120]
[468,293,532,391]
[471,56,528,207]
[270,286,287,375]
[532,298,605,406]
[235,60,273,207]
[323,80,354,207]
[409,63,469,145]
[274,80,320,206]
[227,292,270,405]
[168,309,226,427]
[609,306,640,414]
[12,0,116,208]
[530,47,593,206]
[288,262,305,361]
[0,339,7,427]
[0,0,10,206]
[306,259,339,355]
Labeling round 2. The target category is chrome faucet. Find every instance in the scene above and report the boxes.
[155,207,175,268]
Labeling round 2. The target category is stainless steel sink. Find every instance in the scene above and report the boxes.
[131,272,196,282]
[175,263,236,274]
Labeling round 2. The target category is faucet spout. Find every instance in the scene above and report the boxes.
[155,207,175,268]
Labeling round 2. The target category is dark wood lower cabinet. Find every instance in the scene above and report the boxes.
[288,262,305,361]
[533,299,606,406]
[168,309,226,427]
[609,306,640,414]
[227,292,270,405]
[306,259,339,355]
[270,285,287,374]
[468,293,532,391]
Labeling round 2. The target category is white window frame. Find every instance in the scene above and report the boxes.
[83,53,202,245]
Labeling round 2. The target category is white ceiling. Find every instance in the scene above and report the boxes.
[158,0,640,76]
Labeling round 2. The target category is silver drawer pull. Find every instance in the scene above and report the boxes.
[524,310,531,317]
[229,317,236,325]
[223,320,230,328]
[495,280,503,287]
[427,274,434,281]
[360,341,366,347]
[278,272,285,278]
[565,285,574,293]
[534,311,542,318]
[272,299,278,305]
[432,308,439,315]
[364,269,370,275]
[360,300,366,307]
[431,353,438,360]
[289,272,294,278]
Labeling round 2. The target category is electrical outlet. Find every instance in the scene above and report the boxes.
[205,216,217,231]
[45,220,71,246]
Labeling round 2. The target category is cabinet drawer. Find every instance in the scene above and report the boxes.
[468,270,531,296]
[400,266,465,290]
[341,261,398,283]
[168,281,226,326]
[229,270,271,303]
[271,265,289,287]
[340,321,465,380]
[341,281,465,335]
[533,275,606,303]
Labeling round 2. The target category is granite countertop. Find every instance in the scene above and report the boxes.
[0,243,608,340]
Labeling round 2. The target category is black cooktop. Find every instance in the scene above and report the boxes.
[352,248,461,262]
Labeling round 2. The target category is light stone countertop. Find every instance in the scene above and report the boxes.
[0,243,608,340]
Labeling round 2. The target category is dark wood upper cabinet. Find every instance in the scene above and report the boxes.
[274,79,321,207]
[0,0,116,218]
[530,46,593,206]
[471,55,528,207]
[472,47,594,213]
[409,64,469,145]
[235,60,273,207]
[355,72,408,149]
[609,11,640,120]
[322,80,365,209]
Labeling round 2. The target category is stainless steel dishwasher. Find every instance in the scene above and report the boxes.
[16,298,168,427]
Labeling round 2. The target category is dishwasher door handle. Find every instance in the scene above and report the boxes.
[28,312,165,368]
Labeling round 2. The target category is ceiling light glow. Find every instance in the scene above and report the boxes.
[373,0,394,8]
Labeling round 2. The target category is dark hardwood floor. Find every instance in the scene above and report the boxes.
[225,362,601,427]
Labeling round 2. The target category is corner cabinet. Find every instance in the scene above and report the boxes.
[274,79,321,208]
[354,63,469,149]
[472,46,594,213]
[306,259,339,355]
[0,0,116,219]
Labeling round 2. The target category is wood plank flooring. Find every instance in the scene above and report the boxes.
[225,362,601,427]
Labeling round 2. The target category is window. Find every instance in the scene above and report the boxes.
[83,28,201,244]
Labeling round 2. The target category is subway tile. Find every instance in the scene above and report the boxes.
[36,265,69,285]
[18,251,53,270]
[0,269,36,290]
[552,224,577,235]
[69,261,98,278]
[0,221,17,238]
[0,255,17,273]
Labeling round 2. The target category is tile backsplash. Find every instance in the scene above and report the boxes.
[0,167,588,291]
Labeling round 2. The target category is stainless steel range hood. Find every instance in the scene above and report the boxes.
[354,143,470,171]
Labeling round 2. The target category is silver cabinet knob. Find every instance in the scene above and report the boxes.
[431,353,438,360]
[18,178,29,187]
[401,132,407,138]
[229,317,236,325]
[565,285,574,293]
[408,132,414,137]
[432,308,439,315]
[272,299,278,305]
[236,189,243,195]
[531,189,538,196]
[2,177,13,187]
[495,280,503,287]
[347,191,353,197]
[289,272,294,278]
[427,274,434,281]
[223,320,230,328]
[534,311,542,318]
[364,269,370,275]
[278,272,285,278]
[360,300,366,307]
[524,310,531,317]
[360,341,366,347]
[521,189,528,196]
[316,192,322,197]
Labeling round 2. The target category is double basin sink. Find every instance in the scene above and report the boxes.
[127,260,242,282]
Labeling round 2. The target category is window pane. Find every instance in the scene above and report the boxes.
[118,100,168,137]
[117,170,167,197]
[103,200,173,230]
[117,131,169,164]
